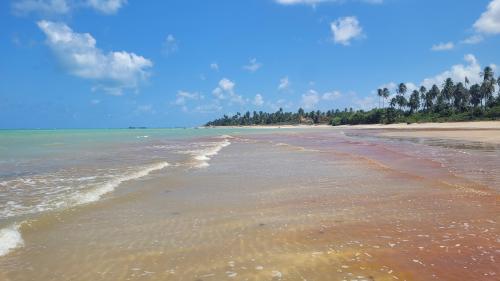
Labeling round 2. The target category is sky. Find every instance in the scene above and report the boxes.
[1,0,500,128]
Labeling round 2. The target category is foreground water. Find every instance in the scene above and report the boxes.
[0,128,498,280]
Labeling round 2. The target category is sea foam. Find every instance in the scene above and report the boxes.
[0,224,24,256]
[186,137,231,168]
[72,161,170,205]
[0,161,170,257]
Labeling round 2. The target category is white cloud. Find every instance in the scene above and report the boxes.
[194,102,223,113]
[162,34,178,56]
[275,0,382,6]
[300,89,342,109]
[268,99,293,111]
[322,91,342,100]
[352,96,376,110]
[212,78,245,105]
[474,0,500,34]
[461,35,484,45]
[431,42,454,51]
[174,90,201,105]
[253,94,264,106]
[421,54,486,88]
[301,89,320,109]
[330,16,363,46]
[229,94,246,105]
[210,62,219,71]
[278,76,290,90]
[212,87,224,99]
[86,0,126,14]
[13,0,126,15]
[243,58,262,72]
[405,82,418,93]
[376,56,497,100]
[379,82,397,91]
[38,20,152,95]
[219,78,235,92]
[12,0,70,15]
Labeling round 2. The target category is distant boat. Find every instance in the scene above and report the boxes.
[128,126,148,129]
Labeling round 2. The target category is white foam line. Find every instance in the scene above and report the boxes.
[191,138,231,168]
[72,161,170,205]
[0,224,24,257]
[0,161,170,257]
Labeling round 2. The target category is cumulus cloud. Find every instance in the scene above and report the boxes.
[322,91,342,100]
[86,0,126,14]
[301,90,320,109]
[301,89,343,109]
[278,76,290,90]
[431,42,454,51]
[174,91,202,106]
[268,99,293,111]
[461,35,484,45]
[330,16,363,46]
[421,54,486,88]
[38,20,152,95]
[162,34,179,56]
[210,62,219,71]
[212,78,245,105]
[352,96,376,110]
[253,94,264,106]
[243,58,263,72]
[378,82,397,91]
[13,0,126,16]
[474,0,500,34]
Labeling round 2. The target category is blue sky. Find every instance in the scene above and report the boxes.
[1,0,500,128]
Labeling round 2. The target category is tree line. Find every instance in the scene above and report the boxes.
[205,67,500,126]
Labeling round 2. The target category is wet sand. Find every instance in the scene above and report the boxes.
[379,130,500,145]
[0,129,498,281]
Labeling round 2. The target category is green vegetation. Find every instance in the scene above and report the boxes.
[205,67,500,126]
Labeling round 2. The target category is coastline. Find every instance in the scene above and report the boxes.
[204,121,500,144]
[204,120,500,130]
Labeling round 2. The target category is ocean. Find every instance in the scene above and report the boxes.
[0,128,498,280]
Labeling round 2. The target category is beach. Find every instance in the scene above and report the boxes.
[0,125,499,281]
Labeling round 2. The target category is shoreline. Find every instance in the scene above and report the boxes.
[203,120,500,130]
[203,121,500,145]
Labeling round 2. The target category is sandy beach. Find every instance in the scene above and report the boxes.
[207,121,500,144]
[344,121,500,144]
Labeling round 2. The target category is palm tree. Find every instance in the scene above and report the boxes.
[426,84,440,112]
[409,90,420,113]
[377,88,383,108]
[442,78,455,104]
[397,83,407,97]
[382,88,390,108]
[479,67,495,108]
[419,86,427,110]
[470,84,482,108]
[452,82,468,111]
[396,95,408,111]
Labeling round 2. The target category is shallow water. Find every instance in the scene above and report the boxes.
[0,128,498,280]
